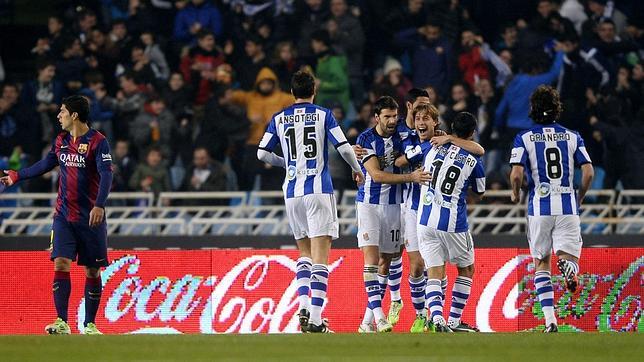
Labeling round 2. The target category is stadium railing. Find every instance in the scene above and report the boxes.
[1,189,642,235]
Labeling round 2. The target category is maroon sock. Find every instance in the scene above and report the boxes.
[84,276,102,326]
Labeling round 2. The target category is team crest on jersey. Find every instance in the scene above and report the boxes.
[287,166,297,180]
[422,190,434,205]
[78,143,89,154]
[363,233,369,241]
[537,182,551,198]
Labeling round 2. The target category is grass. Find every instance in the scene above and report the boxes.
[0,333,641,361]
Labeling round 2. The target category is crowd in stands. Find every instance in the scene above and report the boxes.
[1,0,643,201]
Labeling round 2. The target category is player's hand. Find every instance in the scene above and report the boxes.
[411,167,431,185]
[352,145,366,161]
[353,171,365,186]
[430,135,451,147]
[0,170,19,186]
[89,206,105,227]
[510,192,520,204]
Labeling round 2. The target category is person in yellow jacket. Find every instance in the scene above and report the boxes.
[229,67,293,190]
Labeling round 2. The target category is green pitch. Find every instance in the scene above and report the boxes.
[0,333,641,361]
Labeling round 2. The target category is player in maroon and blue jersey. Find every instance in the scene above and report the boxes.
[1,95,113,334]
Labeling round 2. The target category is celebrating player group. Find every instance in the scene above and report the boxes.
[0,71,593,335]
[258,71,593,334]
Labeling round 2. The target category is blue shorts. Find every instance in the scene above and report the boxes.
[50,216,109,268]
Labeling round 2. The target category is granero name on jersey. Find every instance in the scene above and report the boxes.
[529,132,571,142]
[280,113,318,124]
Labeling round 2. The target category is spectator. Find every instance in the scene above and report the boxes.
[457,28,490,91]
[327,0,365,104]
[385,0,427,34]
[75,8,97,44]
[130,96,176,161]
[271,41,299,92]
[109,20,133,57]
[174,0,223,44]
[86,28,120,90]
[140,31,170,81]
[395,19,455,99]
[179,147,229,196]
[129,147,172,199]
[371,57,412,107]
[442,82,477,127]
[111,139,136,192]
[559,0,588,34]
[32,15,67,58]
[495,23,518,51]
[582,0,628,40]
[56,36,95,93]
[311,29,351,112]
[229,67,292,190]
[294,0,330,60]
[117,41,160,86]
[162,72,193,117]
[531,0,556,36]
[179,29,225,106]
[101,71,148,138]
[346,101,374,144]
[494,49,564,133]
[78,72,114,141]
[590,19,640,81]
[20,59,65,141]
[234,35,269,91]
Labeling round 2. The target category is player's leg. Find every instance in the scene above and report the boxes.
[380,204,402,326]
[445,231,477,332]
[285,197,313,331]
[295,238,312,330]
[418,226,451,332]
[528,216,558,332]
[404,208,426,324]
[553,215,583,293]
[387,206,404,305]
[76,221,108,335]
[305,194,338,333]
[46,217,76,334]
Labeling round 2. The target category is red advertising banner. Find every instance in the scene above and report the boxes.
[0,248,641,334]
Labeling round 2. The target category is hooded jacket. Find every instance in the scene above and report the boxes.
[230,67,293,145]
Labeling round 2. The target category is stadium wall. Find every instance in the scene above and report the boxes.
[0,248,641,334]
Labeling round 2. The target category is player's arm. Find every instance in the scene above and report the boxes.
[0,144,58,186]
[508,134,528,204]
[573,132,594,205]
[430,135,485,156]
[362,156,430,185]
[326,112,364,183]
[468,160,486,203]
[256,119,285,168]
[90,138,114,227]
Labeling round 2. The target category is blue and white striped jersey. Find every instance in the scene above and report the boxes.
[356,127,405,205]
[398,120,418,202]
[259,102,349,199]
[404,140,433,211]
[418,143,486,232]
[509,124,592,216]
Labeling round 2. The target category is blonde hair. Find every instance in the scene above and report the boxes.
[412,102,439,122]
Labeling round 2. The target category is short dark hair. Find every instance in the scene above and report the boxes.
[311,30,331,47]
[451,112,477,138]
[406,88,430,104]
[291,70,315,99]
[36,58,55,72]
[529,85,562,124]
[62,95,90,123]
[374,96,399,116]
[197,29,214,40]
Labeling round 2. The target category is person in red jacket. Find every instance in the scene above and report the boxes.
[458,29,489,91]
[179,29,225,106]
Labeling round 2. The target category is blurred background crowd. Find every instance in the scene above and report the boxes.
[0,0,643,201]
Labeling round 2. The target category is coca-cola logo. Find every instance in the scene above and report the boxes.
[75,254,344,334]
[476,255,643,332]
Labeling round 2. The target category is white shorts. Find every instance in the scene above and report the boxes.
[357,203,401,254]
[527,215,582,260]
[285,194,339,240]
[418,225,475,268]
[403,206,419,252]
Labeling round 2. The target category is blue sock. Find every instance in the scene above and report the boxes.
[53,271,71,322]
[84,276,102,326]
[388,257,403,301]
[296,257,312,311]
[309,264,328,326]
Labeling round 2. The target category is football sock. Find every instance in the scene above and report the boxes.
[409,274,426,316]
[296,257,312,311]
[388,257,403,301]
[377,273,388,301]
[364,265,386,321]
[535,270,556,326]
[562,259,579,275]
[309,264,329,326]
[447,276,472,327]
[426,278,444,324]
[53,271,71,322]
[441,276,448,307]
[84,275,102,326]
